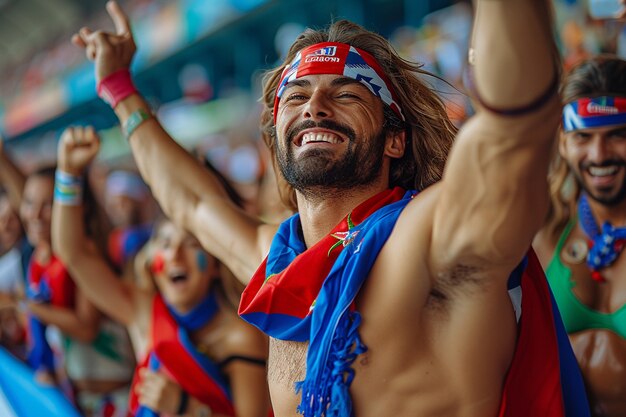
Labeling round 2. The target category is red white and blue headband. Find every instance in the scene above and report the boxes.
[562,96,626,132]
[273,42,405,124]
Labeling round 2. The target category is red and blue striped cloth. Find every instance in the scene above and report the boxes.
[26,255,75,373]
[562,96,626,132]
[131,293,235,417]
[273,42,404,123]
[499,250,589,417]
[239,187,590,417]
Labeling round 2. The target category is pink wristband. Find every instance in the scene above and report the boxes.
[96,69,137,108]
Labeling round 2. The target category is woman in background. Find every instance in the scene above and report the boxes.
[53,125,272,417]
[0,137,135,417]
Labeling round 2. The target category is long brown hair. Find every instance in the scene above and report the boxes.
[260,20,457,211]
[546,55,626,238]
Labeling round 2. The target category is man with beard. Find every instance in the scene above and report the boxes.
[72,1,589,416]
[534,55,626,417]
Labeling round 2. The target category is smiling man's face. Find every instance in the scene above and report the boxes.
[275,74,388,194]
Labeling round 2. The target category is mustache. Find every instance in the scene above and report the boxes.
[580,160,626,170]
[285,119,356,145]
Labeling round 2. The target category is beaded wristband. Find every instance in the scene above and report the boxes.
[97,69,137,108]
[54,170,83,206]
[123,108,152,139]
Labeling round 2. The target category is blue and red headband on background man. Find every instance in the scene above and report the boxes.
[562,96,626,132]
[273,42,404,124]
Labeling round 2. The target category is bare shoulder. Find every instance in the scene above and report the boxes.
[222,311,269,357]
[359,186,441,323]
[376,184,441,276]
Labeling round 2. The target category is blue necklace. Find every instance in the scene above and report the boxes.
[578,194,626,283]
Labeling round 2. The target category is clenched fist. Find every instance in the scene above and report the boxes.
[57,126,101,176]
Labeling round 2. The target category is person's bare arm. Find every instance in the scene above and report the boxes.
[0,137,26,212]
[71,1,274,283]
[52,126,141,327]
[429,0,560,275]
[221,320,270,417]
[27,289,100,343]
[116,94,274,282]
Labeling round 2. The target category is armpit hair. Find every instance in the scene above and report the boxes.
[427,263,486,307]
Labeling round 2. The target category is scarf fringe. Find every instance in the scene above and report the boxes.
[296,311,367,417]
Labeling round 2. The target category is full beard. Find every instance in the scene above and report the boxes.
[573,159,626,206]
[277,120,387,200]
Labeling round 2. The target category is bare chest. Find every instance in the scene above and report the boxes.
[267,339,307,417]
[570,330,626,416]
[268,339,307,386]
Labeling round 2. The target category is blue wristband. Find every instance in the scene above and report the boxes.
[54,170,83,206]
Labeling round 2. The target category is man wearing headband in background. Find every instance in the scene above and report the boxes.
[534,55,626,417]
[72,1,588,416]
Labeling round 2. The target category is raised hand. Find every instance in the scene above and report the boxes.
[71,1,136,83]
[136,368,184,415]
[58,126,101,176]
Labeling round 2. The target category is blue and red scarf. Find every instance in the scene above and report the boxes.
[240,187,590,417]
[131,292,235,417]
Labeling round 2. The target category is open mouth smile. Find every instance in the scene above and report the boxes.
[295,129,346,147]
[168,268,189,284]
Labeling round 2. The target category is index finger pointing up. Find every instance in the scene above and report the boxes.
[106,1,131,36]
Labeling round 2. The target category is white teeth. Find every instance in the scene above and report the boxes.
[168,268,187,277]
[301,133,341,145]
[588,166,619,177]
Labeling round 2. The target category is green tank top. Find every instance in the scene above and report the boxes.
[546,218,626,338]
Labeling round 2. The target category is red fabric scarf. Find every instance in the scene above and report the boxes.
[129,295,235,416]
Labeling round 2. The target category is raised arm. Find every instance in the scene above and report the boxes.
[429,0,560,273]
[71,1,275,283]
[26,289,100,343]
[52,126,139,326]
[0,137,26,212]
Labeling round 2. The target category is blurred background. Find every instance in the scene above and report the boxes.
[0,2,624,415]
[0,0,624,181]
